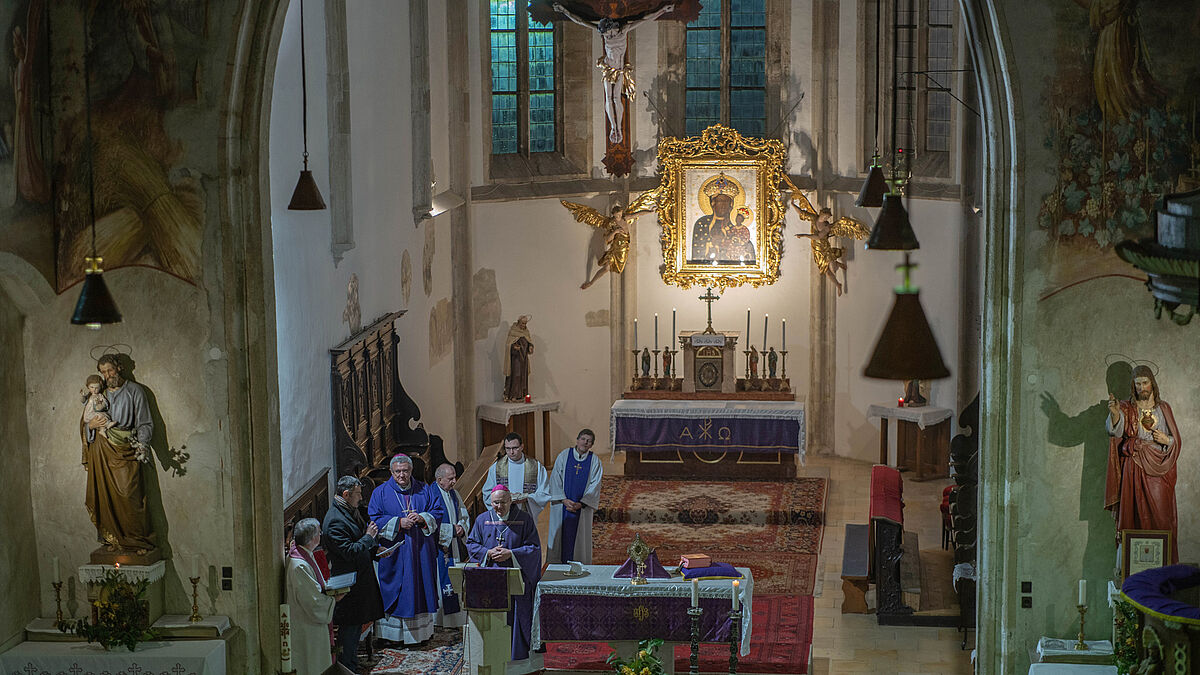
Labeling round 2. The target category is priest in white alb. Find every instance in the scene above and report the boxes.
[547,428,604,564]
[481,432,550,520]
[433,462,469,627]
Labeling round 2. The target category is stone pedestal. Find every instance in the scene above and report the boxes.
[78,560,167,625]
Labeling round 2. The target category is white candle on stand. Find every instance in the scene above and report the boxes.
[52,557,60,583]
[634,318,638,348]
[732,580,740,611]
[1078,579,1087,606]
[192,556,200,579]
[782,319,786,351]
[746,309,751,344]
[654,313,659,350]
[672,308,676,346]
[691,579,699,607]
[763,314,768,351]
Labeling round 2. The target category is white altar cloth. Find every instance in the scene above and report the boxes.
[865,403,952,429]
[531,563,752,656]
[0,639,225,675]
[609,399,805,462]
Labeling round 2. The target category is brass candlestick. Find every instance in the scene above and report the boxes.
[780,350,788,380]
[631,349,641,389]
[743,350,751,378]
[52,581,63,623]
[1074,604,1088,650]
[652,349,661,378]
[189,576,202,622]
[688,606,703,675]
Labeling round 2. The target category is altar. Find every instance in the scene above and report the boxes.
[610,400,804,479]
[0,639,226,675]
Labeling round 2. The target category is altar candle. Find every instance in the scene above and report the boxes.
[634,318,638,348]
[52,557,60,583]
[782,319,786,351]
[763,314,768,351]
[732,580,740,611]
[691,579,699,607]
[654,313,659,350]
[1078,579,1087,606]
[672,308,676,345]
[746,309,751,343]
[192,555,200,579]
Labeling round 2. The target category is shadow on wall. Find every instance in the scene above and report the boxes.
[1038,360,1132,579]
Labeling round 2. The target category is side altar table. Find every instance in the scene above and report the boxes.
[611,400,804,479]
[867,403,952,481]
[0,639,226,675]
[532,564,753,675]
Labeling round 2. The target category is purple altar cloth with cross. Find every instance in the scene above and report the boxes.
[610,400,805,460]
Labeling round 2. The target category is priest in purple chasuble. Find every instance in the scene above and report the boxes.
[548,429,604,564]
[433,463,470,627]
[481,432,551,520]
[368,454,446,644]
[466,485,542,662]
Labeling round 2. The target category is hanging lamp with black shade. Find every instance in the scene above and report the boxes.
[856,0,887,208]
[288,0,326,210]
[71,15,122,329]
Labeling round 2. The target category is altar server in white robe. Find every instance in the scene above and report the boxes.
[286,517,342,675]
[482,432,551,521]
[433,463,469,627]
[548,429,604,564]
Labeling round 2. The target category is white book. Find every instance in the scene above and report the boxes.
[324,571,357,596]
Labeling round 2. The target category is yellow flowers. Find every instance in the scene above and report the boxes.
[639,650,648,659]
[621,667,634,675]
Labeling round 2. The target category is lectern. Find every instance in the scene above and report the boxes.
[448,564,542,675]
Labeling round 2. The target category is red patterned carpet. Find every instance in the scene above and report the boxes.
[591,476,826,595]
[543,594,815,674]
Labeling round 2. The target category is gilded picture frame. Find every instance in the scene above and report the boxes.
[628,125,791,289]
[1121,529,1170,579]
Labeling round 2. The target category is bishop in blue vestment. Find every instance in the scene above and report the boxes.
[466,484,542,661]
[368,454,445,644]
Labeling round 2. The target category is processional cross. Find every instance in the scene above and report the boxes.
[699,287,720,334]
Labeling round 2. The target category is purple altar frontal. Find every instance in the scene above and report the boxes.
[531,564,753,655]
[610,400,806,462]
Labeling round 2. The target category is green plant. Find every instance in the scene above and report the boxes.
[57,569,158,651]
[607,638,666,675]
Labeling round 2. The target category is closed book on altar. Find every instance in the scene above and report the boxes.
[324,571,357,596]
[680,554,711,569]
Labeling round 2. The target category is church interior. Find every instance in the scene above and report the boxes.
[0,0,1198,673]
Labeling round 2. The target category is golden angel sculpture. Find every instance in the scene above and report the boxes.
[791,200,870,296]
[561,200,637,290]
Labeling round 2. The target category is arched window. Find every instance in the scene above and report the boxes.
[684,0,767,137]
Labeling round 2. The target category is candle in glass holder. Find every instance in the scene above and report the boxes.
[732,580,740,611]
[691,579,699,607]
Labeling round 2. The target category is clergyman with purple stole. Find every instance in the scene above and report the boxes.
[548,428,604,564]
[368,453,446,644]
[466,484,542,663]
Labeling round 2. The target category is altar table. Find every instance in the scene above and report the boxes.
[610,400,804,479]
[867,403,952,481]
[0,639,226,675]
[531,564,752,656]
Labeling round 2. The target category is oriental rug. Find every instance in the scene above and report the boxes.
[590,476,826,596]
[368,627,464,674]
[543,594,814,674]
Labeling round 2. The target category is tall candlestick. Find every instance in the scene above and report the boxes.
[1078,579,1087,606]
[52,557,60,583]
[654,313,659,350]
[782,319,786,351]
[746,308,751,344]
[634,318,638,348]
[691,579,699,607]
[732,580,740,611]
[763,314,768,351]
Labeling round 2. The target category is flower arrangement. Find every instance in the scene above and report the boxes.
[57,569,158,651]
[607,638,666,675]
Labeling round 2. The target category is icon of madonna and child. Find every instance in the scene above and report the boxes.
[687,173,758,265]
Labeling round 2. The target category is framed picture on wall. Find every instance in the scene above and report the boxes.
[626,124,794,290]
[1121,529,1171,579]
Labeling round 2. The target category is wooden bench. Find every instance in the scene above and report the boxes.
[841,523,870,613]
[840,465,909,615]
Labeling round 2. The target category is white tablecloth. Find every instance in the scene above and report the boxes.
[531,563,752,655]
[609,399,805,462]
[0,639,226,675]
[866,403,952,429]
[1029,664,1117,674]
[477,400,560,425]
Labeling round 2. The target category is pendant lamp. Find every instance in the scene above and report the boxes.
[863,255,949,380]
[288,0,326,210]
[865,192,919,250]
[855,0,887,208]
[71,15,122,329]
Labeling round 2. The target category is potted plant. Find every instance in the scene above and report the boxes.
[607,638,666,675]
[57,569,158,651]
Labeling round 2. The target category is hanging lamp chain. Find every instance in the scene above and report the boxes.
[299,0,310,170]
[82,8,100,269]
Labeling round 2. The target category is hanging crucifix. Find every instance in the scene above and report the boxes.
[532,1,697,175]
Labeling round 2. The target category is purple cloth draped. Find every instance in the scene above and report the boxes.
[615,416,800,454]
[680,561,743,580]
[463,567,512,611]
[368,478,446,619]
[558,451,592,563]
[1121,564,1200,621]
[466,509,542,660]
[613,550,672,579]
[539,595,736,643]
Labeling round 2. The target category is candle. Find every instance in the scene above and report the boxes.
[1078,579,1087,606]
[192,556,200,579]
[634,318,638,348]
[672,308,676,346]
[691,579,699,607]
[280,604,293,671]
[782,319,786,351]
[732,580,740,611]
[52,557,60,583]
[898,397,905,407]
[746,308,751,344]
[763,314,768,351]
[654,313,659,350]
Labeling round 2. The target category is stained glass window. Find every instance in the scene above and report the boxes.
[490,1,558,155]
[685,0,767,138]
